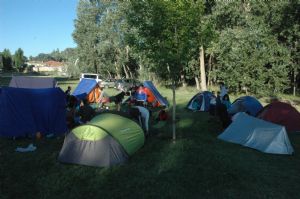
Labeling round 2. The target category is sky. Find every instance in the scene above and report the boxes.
[0,0,78,57]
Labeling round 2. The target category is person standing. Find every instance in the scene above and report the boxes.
[133,106,150,135]
[65,86,72,102]
[219,82,228,100]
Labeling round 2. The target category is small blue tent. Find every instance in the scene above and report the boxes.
[0,87,67,137]
[187,91,215,111]
[228,96,263,116]
[143,81,169,107]
[72,79,100,103]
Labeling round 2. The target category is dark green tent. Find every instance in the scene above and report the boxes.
[58,113,145,167]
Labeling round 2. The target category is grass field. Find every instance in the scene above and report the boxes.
[1,76,300,199]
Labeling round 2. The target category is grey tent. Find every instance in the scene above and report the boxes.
[9,76,57,88]
[218,113,294,155]
[58,113,145,167]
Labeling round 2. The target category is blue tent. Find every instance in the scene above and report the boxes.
[0,87,67,137]
[143,81,169,107]
[72,79,99,101]
[9,76,57,88]
[228,96,263,116]
[186,91,215,111]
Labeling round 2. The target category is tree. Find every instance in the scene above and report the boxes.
[73,0,101,73]
[13,48,26,72]
[127,0,208,140]
[208,0,292,95]
[2,49,13,71]
[0,52,3,70]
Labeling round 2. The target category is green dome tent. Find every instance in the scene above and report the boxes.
[58,113,145,167]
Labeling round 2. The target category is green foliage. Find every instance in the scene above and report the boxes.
[211,25,290,95]
[208,0,295,95]
[126,0,206,82]
[13,48,26,72]
[69,0,299,94]
[1,49,13,71]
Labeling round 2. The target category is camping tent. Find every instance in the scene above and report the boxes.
[72,79,101,103]
[58,113,145,167]
[228,96,263,116]
[0,87,67,137]
[186,91,215,111]
[9,76,57,88]
[257,101,300,132]
[218,112,294,155]
[143,81,169,107]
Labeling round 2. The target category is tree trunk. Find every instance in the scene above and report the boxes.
[172,80,176,142]
[107,70,112,79]
[126,65,133,79]
[207,54,212,87]
[115,62,121,79]
[199,46,207,91]
[195,76,200,90]
[122,64,130,78]
[94,60,98,74]
[293,68,297,96]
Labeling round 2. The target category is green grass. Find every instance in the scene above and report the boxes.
[1,76,300,199]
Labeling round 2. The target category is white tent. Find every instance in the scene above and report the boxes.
[218,113,294,155]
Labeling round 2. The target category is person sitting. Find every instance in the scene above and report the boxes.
[98,86,110,109]
[66,96,78,129]
[157,109,168,121]
[77,99,96,123]
[135,84,147,106]
[222,94,232,110]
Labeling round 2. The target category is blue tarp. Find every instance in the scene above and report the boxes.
[143,81,169,107]
[0,87,67,137]
[228,96,263,116]
[72,79,98,100]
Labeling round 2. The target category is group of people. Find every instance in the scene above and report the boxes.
[64,84,167,136]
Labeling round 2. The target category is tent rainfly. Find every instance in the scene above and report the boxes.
[72,79,101,103]
[9,76,57,89]
[58,113,145,167]
[228,96,263,116]
[218,112,294,155]
[0,87,67,137]
[257,101,300,133]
